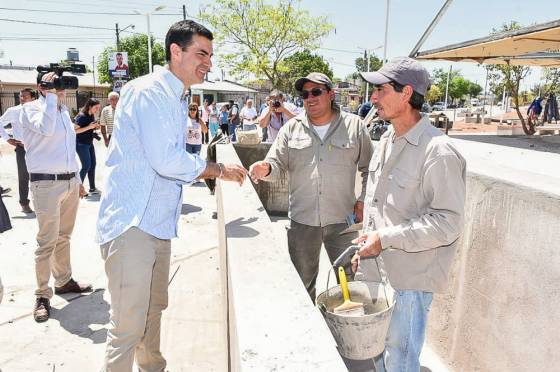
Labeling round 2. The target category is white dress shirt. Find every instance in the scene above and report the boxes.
[20,93,80,174]
[0,105,25,142]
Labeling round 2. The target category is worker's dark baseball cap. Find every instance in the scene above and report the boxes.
[360,57,431,96]
[295,72,333,92]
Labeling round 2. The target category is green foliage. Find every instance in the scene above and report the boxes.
[486,21,532,132]
[425,85,442,103]
[431,67,461,97]
[467,81,483,98]
[198,0,334,88]
[355,54,383,74]
[277,50,332,94]
[97,34,166,84]
[430,68,482,102]
[352,53,382,97]
[541,67,560,95]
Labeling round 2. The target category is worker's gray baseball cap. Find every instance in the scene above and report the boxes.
[360,57,431,96]
[295,72,333,92]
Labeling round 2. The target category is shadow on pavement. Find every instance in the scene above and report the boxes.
[181,203,203,215]
[225,217,259,238]
[50,288,110,344]
[85,194,101,202]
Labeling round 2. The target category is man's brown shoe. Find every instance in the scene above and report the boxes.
[33,297,50,323]
[54,278,93,295]
[21,203,33,214]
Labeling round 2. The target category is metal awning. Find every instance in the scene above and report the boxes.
[413,18,560,66]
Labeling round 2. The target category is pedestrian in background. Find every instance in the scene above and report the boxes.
[201,99,210,144]
[100,92,119,147]
[74,98,102,195]
[240,98,258,130]
[208,101,220,138]
[220,103,230,137]
[258,89,296,143]
[185,102,208,155]
[0,87,36,213]
[228,99,240,142]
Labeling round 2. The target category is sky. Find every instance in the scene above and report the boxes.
[0,0,559,91]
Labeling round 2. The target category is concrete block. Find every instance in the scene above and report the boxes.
[217,144,347,372]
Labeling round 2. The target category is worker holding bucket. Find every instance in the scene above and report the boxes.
[352,57,466,372]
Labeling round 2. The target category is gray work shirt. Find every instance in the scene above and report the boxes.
[263,109,373,227]
[359,115,466,293]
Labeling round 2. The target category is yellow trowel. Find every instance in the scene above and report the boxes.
[333,266,365,316]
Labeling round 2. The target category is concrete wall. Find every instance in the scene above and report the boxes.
[216,144,347,372]
[220,137,560,371]
[426,139,560,371]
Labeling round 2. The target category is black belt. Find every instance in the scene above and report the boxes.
[30,172,76,182]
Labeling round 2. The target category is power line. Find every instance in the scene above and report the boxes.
[0,7,139,16]
[0,17,115,30]
[319,47,362,55]
[0,7,183,16]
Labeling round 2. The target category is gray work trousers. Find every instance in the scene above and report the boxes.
[287,220,354,302]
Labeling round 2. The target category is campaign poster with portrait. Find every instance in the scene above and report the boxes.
[113,80,126,92]
[109,51,129,78]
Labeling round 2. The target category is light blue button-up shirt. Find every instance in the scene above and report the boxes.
[96,66,206,245]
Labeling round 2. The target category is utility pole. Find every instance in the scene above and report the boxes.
[115,23,120,50]
[183,5,187,20]
[444,65,452,110]
[92,56,96,93]
[383,0,390,63]
[365,49,370,103]
[482,68,489,124]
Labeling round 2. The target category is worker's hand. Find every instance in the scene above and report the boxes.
[353,201,364,223]
[220,163,248,186]
[79,184,87,198]
[7,138,22,147]
[350,231,382,272]
[248,161,271,184]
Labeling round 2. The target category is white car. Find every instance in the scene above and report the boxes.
[432,102,446,111]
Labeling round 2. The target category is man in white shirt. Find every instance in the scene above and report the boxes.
[100,91,119,147]
[240,98,258,130]
[0,88,36,213]
[21,72,92,323]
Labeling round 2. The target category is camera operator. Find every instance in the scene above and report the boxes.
[258,89,296,143]
[20,70,92,323]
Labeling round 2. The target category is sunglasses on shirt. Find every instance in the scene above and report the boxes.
[300,87,328,100]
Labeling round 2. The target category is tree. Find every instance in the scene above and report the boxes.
[198,0,334,89]
[541,67,560,95]
[353,53,382,97]
[431,67,461,100]
[425,85,442,103]
[468,81,483,98]
[97,34,165,84]
[486,21,532,134]
[448,76,471,101]
[277,50,332,94]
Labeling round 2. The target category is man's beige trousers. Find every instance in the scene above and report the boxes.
[31,178,79,299]
[101,227,170,372]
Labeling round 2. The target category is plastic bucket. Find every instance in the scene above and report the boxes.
[316,268,395,360]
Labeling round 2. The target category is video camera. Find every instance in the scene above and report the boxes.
[36,63,85,90]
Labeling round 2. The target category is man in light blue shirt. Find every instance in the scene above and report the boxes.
[96,20,247,372]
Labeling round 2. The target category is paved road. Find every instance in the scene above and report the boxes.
[0,142,227,371]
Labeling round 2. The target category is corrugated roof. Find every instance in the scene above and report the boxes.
[0,67,110,88]
[415,19,560,67]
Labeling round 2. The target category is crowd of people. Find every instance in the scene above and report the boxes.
[0,19,467,372]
